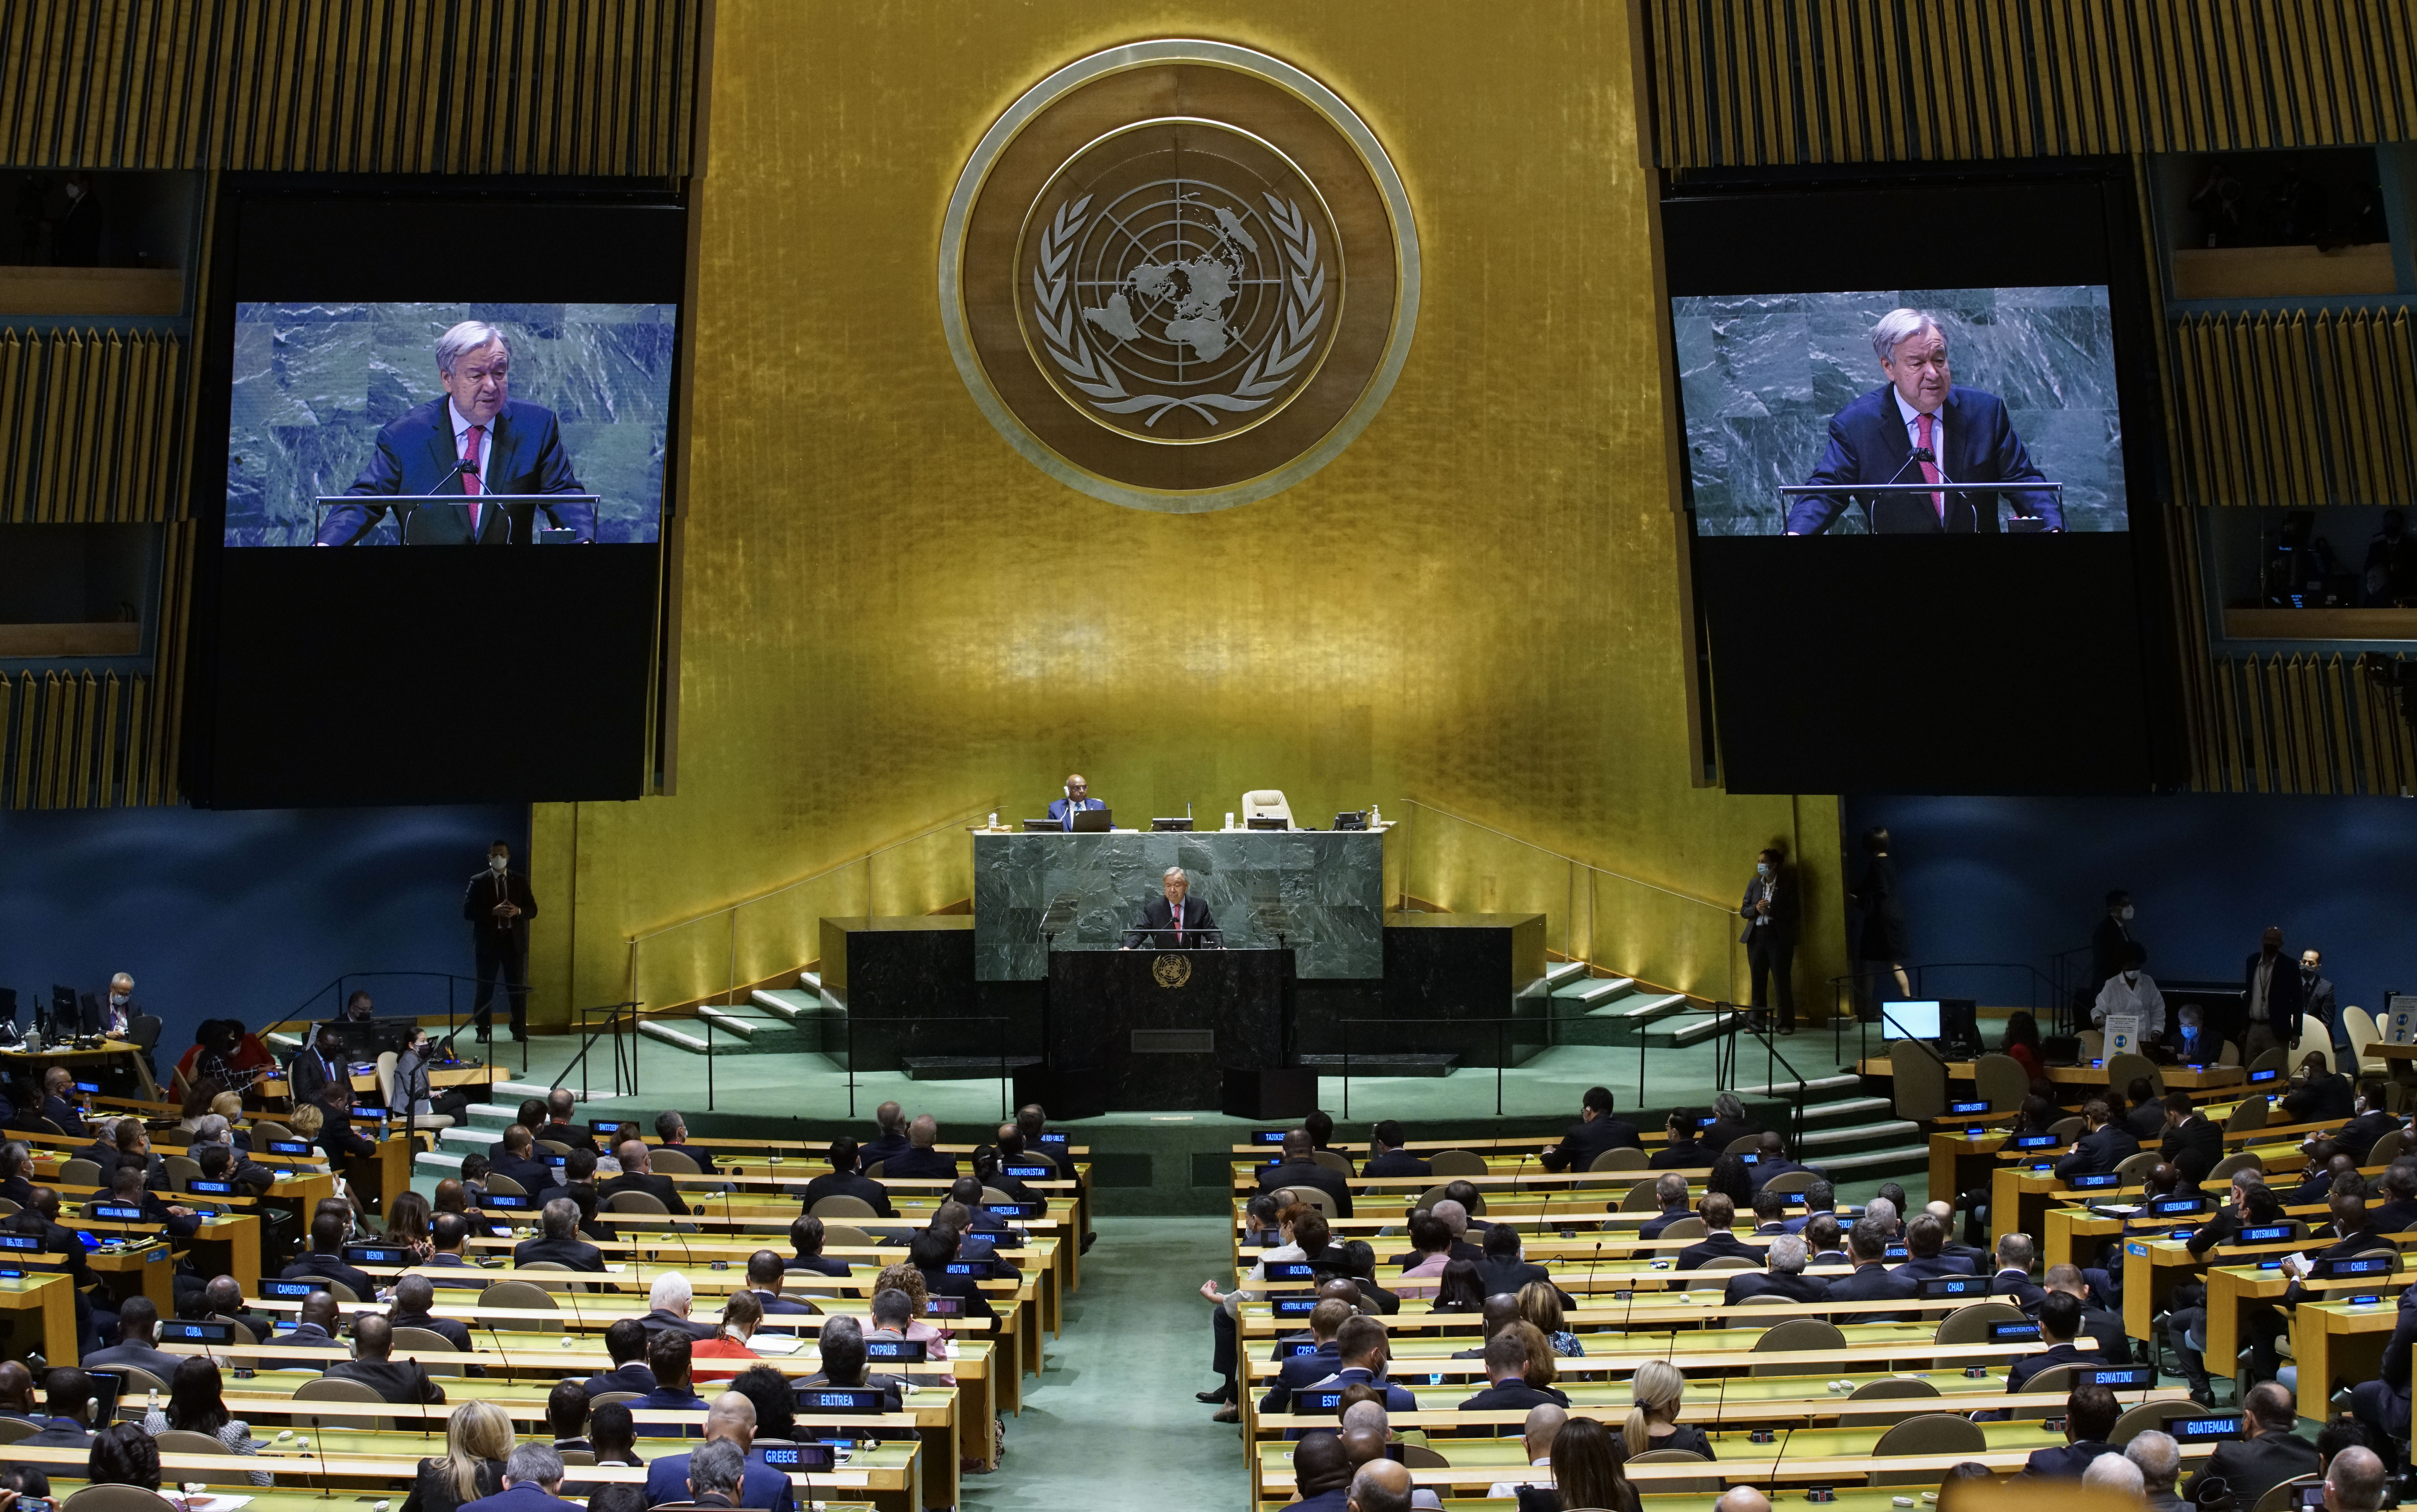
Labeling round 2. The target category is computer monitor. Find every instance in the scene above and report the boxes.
[1938,998,1982,1055]
[1069,807,1113,833]
[1879,1000,1942,1040]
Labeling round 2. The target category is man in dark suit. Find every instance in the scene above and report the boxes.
[17,1367,98,1449]
[2245,927,2305,1064]
[387,1275,477,1356]
[1455,1331,1566,1419]
[2369,1162,2417,1235]
[636,1274,718,1343]
[879,1115,959,1183]
[464,841,540,1043]
[1741,847,1801,1031]
[1675,1194,1756,1270]
[1474,1225,1555,1299]
[486,1126,559,1200]
[514,1198,606,1272]
[1990,1234,2048,1313]
[2185,1382,2322,1508]
[0,1141,38,1208]
[196,1275,278,1346]
[2008,1292,2094,1393]
[2055,1099,2140,1180]
[629,1332,706,1412]
[2019,1383,2120,1477]
[1787,309,2060,535]
[1258,1297,1353,1414]
[2299,947,2341,1053]
[324,1314,446,1404]
[1726,1233,1828,1306]
[1538,1086,1642,1174]
[315,321,591,546]
[36,1066,86,1136]
[1828,1220,1919,1322]
[909,1227,997,1326]
[800,1137,894,1217]
[2160,1092,2225,1187]
[576,1319,657,1399]
[1703,1093,1759,1156]
[266,1290,343,1370]
[2091,891,2137,995]
[2350,1285,2417,1461]
[2043,1263,2131,1364]
[1257,1130,1353,1218]
[1805,1213,1847,1267]
[535,1090,600,1155]
[80,1296,183,1379]
[1132,865,1218,949]
[1636,1174,1693,1241]
[1653,1110,1710,1170]
[1047,774,1105,830]
[2333,1081,2397,1162]
[2121,1080,2168,1143]
[1891,1214,1977,1282]
[860,1102,912,1171]
[1746,1188,1790,1237]
[1280,1433,1354,1512]
[786,1215,852,1278]
[283,1212,376,1300]
[1361,1121,1431,1181]
[1302,1316,1421,1414]
[600,1140,687,1215]
[1746,1131,1817,1192]
[743,1251,815,1314]
[653,1111,717,1175]
[2284,1058,2358,1126]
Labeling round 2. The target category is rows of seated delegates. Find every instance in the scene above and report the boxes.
[1230,1068,2417,1512]
[0,1074,1087,1512]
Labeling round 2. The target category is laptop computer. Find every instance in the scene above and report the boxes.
[1069,808,1113,832]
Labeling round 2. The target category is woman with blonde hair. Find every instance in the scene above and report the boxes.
[1622,1359,1714,1458]
[400,1399,511,1512]
[871,1262,956,1385]
[1518,1280,1583,1356]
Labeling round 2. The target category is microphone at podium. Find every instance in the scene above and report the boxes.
[1129,865,1220,950]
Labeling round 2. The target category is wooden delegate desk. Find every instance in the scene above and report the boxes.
[83,1236,175,1313]
[0,1271,77,1363]
[0,1037,159,1101]
[2291,1296,2401,1420]
[1864,1055,2247,1093]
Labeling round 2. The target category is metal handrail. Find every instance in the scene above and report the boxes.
[1824,960,2063,1064]
[262,968,535,1079]
[840,1013,1016,1122]
[1724,1011,1811,1152]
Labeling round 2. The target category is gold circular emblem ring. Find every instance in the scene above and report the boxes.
[1153,953,1193,989]
[940,41,1421,513]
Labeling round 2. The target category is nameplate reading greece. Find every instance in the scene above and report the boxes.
[940,40,1420,512]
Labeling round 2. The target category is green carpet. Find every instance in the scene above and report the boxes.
[962,1216,1236,1511]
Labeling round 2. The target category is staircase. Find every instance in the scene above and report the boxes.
[1734,1070,1927,1179]
[1544,969,1722,1048]
[632,968,846,1059]
[409,1079,629,1182]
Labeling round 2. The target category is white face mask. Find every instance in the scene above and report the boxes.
[2119,905,2135,921]
[109,992,128,1006]
[489,855,507,873]
[1756,863,1772,878]
[2123,973,2139,986]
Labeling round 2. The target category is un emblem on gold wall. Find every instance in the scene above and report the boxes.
[1153,953,1193,989]
[941,41,1421,513]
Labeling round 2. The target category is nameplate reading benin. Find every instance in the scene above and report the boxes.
[1152,953,1193,989]
[940,41,1421,514]
[1133,1029,1214,1054]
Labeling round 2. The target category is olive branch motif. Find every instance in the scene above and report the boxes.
[1031,192,1326,428]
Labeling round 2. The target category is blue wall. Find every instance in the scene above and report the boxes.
[1843,794,2417,1016]
[0,803,525,1060]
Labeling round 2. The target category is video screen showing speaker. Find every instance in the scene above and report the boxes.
[1674,286,2127,538]
[1666,171,2180,795]
[224,302,675,548]
[187,185,688,808]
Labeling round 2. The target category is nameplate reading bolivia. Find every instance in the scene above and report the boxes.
[940,40,1420,514]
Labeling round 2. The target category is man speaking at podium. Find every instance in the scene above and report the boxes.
[1131,866,1218,949]
[1785,308,2060,536]
[314,319,594,546]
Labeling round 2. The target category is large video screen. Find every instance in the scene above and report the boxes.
[1666,172,2182,795]
[185,187,687,808]
[226,302,675,548]
[1674,286,2127,537]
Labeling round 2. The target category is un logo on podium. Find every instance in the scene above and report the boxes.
[941,40,1419,513]
[1153,954,1193,990]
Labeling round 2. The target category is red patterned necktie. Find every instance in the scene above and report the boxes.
[1916,411,1943,524]
[462,424,486,538]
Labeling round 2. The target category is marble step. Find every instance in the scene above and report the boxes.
[638,1020,715,1055]
[1543,960,1592,990]
[694,1006,760,1041]
[1795,1095,1895,1125]
[1640,1007,1739,1046]
[1602,991,1691,1022]
[1796,1117,1923,1150]
[749,990,807,1022]
[1733,1074,1863,1101]
[1809,1143,1930,1176]
[1552,976,1636,1007]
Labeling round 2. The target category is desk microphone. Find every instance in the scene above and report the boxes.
[1764,1423,1796,1495]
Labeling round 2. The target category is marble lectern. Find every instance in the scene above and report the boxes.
[971,826,1394,981]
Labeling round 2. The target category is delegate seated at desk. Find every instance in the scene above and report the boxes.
[1047,774,1105,830]
[1129,865,1218,949]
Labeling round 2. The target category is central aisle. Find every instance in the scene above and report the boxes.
[963,1215,1238,1510]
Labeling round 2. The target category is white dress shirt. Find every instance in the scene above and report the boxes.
[1487,1461,1552,1499]
[2093,970,2166,1038]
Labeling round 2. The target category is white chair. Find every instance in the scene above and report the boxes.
[1240,790,1293,828]
[2288,1028,2333,1074]
[2347,1006,2388,1076]
[375,1051,454,1131]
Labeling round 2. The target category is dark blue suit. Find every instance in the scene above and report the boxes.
[1258,1341,1342,1413]
[643,1448,794,1512]
[1047,796,1105,829]
[318,396,592,545]
[1826,1261,1918,1320]
[1789,383,2059,535]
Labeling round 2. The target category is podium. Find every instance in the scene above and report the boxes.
[1036,947,1296,1111]
[312,494,600,544]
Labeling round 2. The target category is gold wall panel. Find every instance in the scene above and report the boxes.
[0,327,183,523]
[0,0,704,174]
[533,2,1847,1029]
[1652,0,2417,167]
[2204,652,2417,795]
[2172,309,2417,509]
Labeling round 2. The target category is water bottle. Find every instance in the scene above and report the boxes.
[987,812,999,830]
